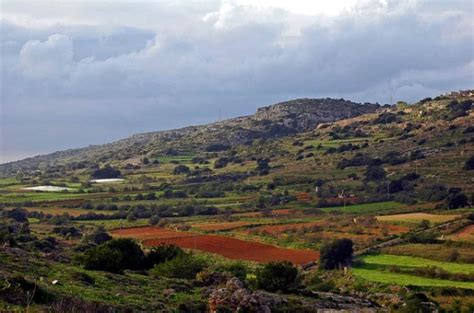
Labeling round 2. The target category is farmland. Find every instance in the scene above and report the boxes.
[353,254,474,289]
[0,93,473,311]
[144,234,319,264]
[447,224,474,242]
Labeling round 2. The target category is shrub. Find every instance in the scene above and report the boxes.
[463,156,474,170]
[319,239,353,270]
[206,143,230,152]
[173,165,190,175]
[403,232,439,244]
[81,238,145,273]
[419,184,448,202]
[5,208,28,222]
[364,165,386,181]
[256,158,270,176]
[149,215,160,225]
[373,112,399,124]
[463,126,474,134]
[418,219,430,229]
[382,151,407,165]
[146,244,184,267]
[222,262,248,281]
[214,157,229,169]
[81,245,123,273]
[306,272,336,292]
[445,188,469,209]
[151,253,206,279]
[86,226,112,244]
[127,213,137,222]
[256,261,299,292]
[91,166,121,179]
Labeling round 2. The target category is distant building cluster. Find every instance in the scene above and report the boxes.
[446,90,474,98]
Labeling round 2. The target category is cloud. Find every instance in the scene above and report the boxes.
[19,34,73,79]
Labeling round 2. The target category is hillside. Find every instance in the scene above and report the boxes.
[0,98,379,175]
[0,91,473,312]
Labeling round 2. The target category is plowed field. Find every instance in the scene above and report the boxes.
[112,226,318,264]
[143,234,319,264]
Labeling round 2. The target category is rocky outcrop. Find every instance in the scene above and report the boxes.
[207,277,286,313]
[204,276,380,313]
[254,98,380,131]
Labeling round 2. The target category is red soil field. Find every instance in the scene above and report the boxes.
[143,234,319,264]
[192,221,250,231]
[237,208,295,217]
[295,192,312,203]
[448,224,474,241]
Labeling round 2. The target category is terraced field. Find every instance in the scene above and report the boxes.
[376,213,461,224]
[353,254,474,289]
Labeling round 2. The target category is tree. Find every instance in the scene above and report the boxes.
[149,215,160,226]
[256,158,270,176]
[81,238,145,273]
[127,213,137,222]
[146,244,184,266]
[173,165,190,175]
[91,166,121,179]
[214,157,229,169]
[256,261,299,292]
[87,226,112,244]
[445,187,469,209]
[463,156,474,170]
[418,219,430,229]
[144,192,157,200]
[6,208,28,222]
[319,239,353,270]
[364,165,386,181]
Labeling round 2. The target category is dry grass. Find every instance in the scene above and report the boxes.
[376,213,460,224]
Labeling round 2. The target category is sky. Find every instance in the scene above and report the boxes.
[0,0,473,163]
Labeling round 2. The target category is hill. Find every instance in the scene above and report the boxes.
[0,91,473,312]
[0,98,379,175]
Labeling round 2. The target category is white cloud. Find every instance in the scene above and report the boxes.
[19,34,73,79]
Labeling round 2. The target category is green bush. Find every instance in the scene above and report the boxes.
[319,239,353,270]
[150,253,207,279]
[445,187,469,209]
[256,261,299,292]
[364,165,386,181]
[306,272,336,292]
[81,238,145,273]
[403,232,439,244]
[146,244,184,267]
[82,245,123,273]
[221,262,248,281]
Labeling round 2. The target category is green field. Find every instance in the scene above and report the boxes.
[321,201,403,214]
[360,254,474,274]
[353,254,474,289]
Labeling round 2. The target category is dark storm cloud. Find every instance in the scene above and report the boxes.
[0,0,473,163]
